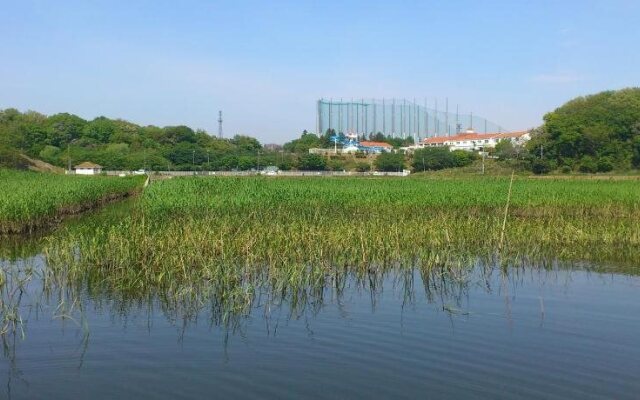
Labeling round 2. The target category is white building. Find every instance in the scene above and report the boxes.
[74,161,103,175]
[418,129,530,151]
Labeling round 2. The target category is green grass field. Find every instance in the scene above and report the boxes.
[0,169,144,233]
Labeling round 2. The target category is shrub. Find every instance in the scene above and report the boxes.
[531,159,552,175]
[597,157,614,173]
[355,162,370,172]
[374,152,404,172]
[578,156,597,173]
[297,154,326,171]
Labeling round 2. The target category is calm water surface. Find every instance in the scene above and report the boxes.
[1,206,639,399]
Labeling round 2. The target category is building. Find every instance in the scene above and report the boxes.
[419,129,530,152]
[359,141,393,153]
[74,161,103,175]
[311,139,394,155]
[341,140,393,154]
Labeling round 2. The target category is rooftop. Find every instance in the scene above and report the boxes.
[360,141,393,148]
[74,161,102,169]
[423,130,528,144]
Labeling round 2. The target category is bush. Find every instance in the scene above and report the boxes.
[328,159,345,171]
[354,162,370,172]
[374,152,404,172]
[531,159,552,175]
[578,156,597,173]
[560,165,572,174]
[411,147,474,171]
[451,150,477,167]
[597,157,614,172]
[297,154,326,171]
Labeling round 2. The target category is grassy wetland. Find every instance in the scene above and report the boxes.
[0,169,144,234]
[2,174,640,398]
[34,175,639,319]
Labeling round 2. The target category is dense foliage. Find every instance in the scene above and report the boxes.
[411,147,476,171]
[374,152,405,172]
[0,108,299,171]
[526,88,640,172]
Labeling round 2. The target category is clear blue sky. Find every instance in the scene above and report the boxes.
[1,0,639,143]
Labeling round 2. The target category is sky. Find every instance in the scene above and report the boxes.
[1,0,639,143]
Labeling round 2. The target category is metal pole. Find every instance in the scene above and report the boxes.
[417,99,421,140]
[424,97,428,138]
[435,98,438,135]
[356,100,359,135]
[373,98,377,135]
[339,98,343,134]
[425,98,429,138]
[392,99,396,138]
[362,98,367,137]
[445,97,449,136]
[402,99,406,137]
[382,98,386,135]
[328,98,332,135]
[317,99,321,135]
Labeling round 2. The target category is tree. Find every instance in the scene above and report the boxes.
[327,159,345,171]
[531,159,552,175]
[451,150,477,167]
[231,135,262,153]
[494,140,517,160]
[355,162,370,172]
[298,154,326,170]
[45,113,87,147]
[527,88,640,172]
[411,147,456,171]
[283,132,321,153]
[374,152,404,172]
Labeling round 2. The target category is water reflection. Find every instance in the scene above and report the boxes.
[1,254,640,399]
[1,201,639,399]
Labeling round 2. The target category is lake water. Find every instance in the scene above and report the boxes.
[1,206,639,399]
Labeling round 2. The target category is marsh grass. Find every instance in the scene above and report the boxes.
[25,175,636,332]
[0,175,636,340]
[0,169,144,234]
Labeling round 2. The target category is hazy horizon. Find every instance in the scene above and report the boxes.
[1,0,639,143]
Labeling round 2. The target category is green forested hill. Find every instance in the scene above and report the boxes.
[0,108,286,171]
[526,88,640,172]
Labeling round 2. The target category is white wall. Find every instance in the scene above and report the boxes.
[75,168,100,175]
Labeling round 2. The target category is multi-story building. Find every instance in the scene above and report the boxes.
[418,129,530,151]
